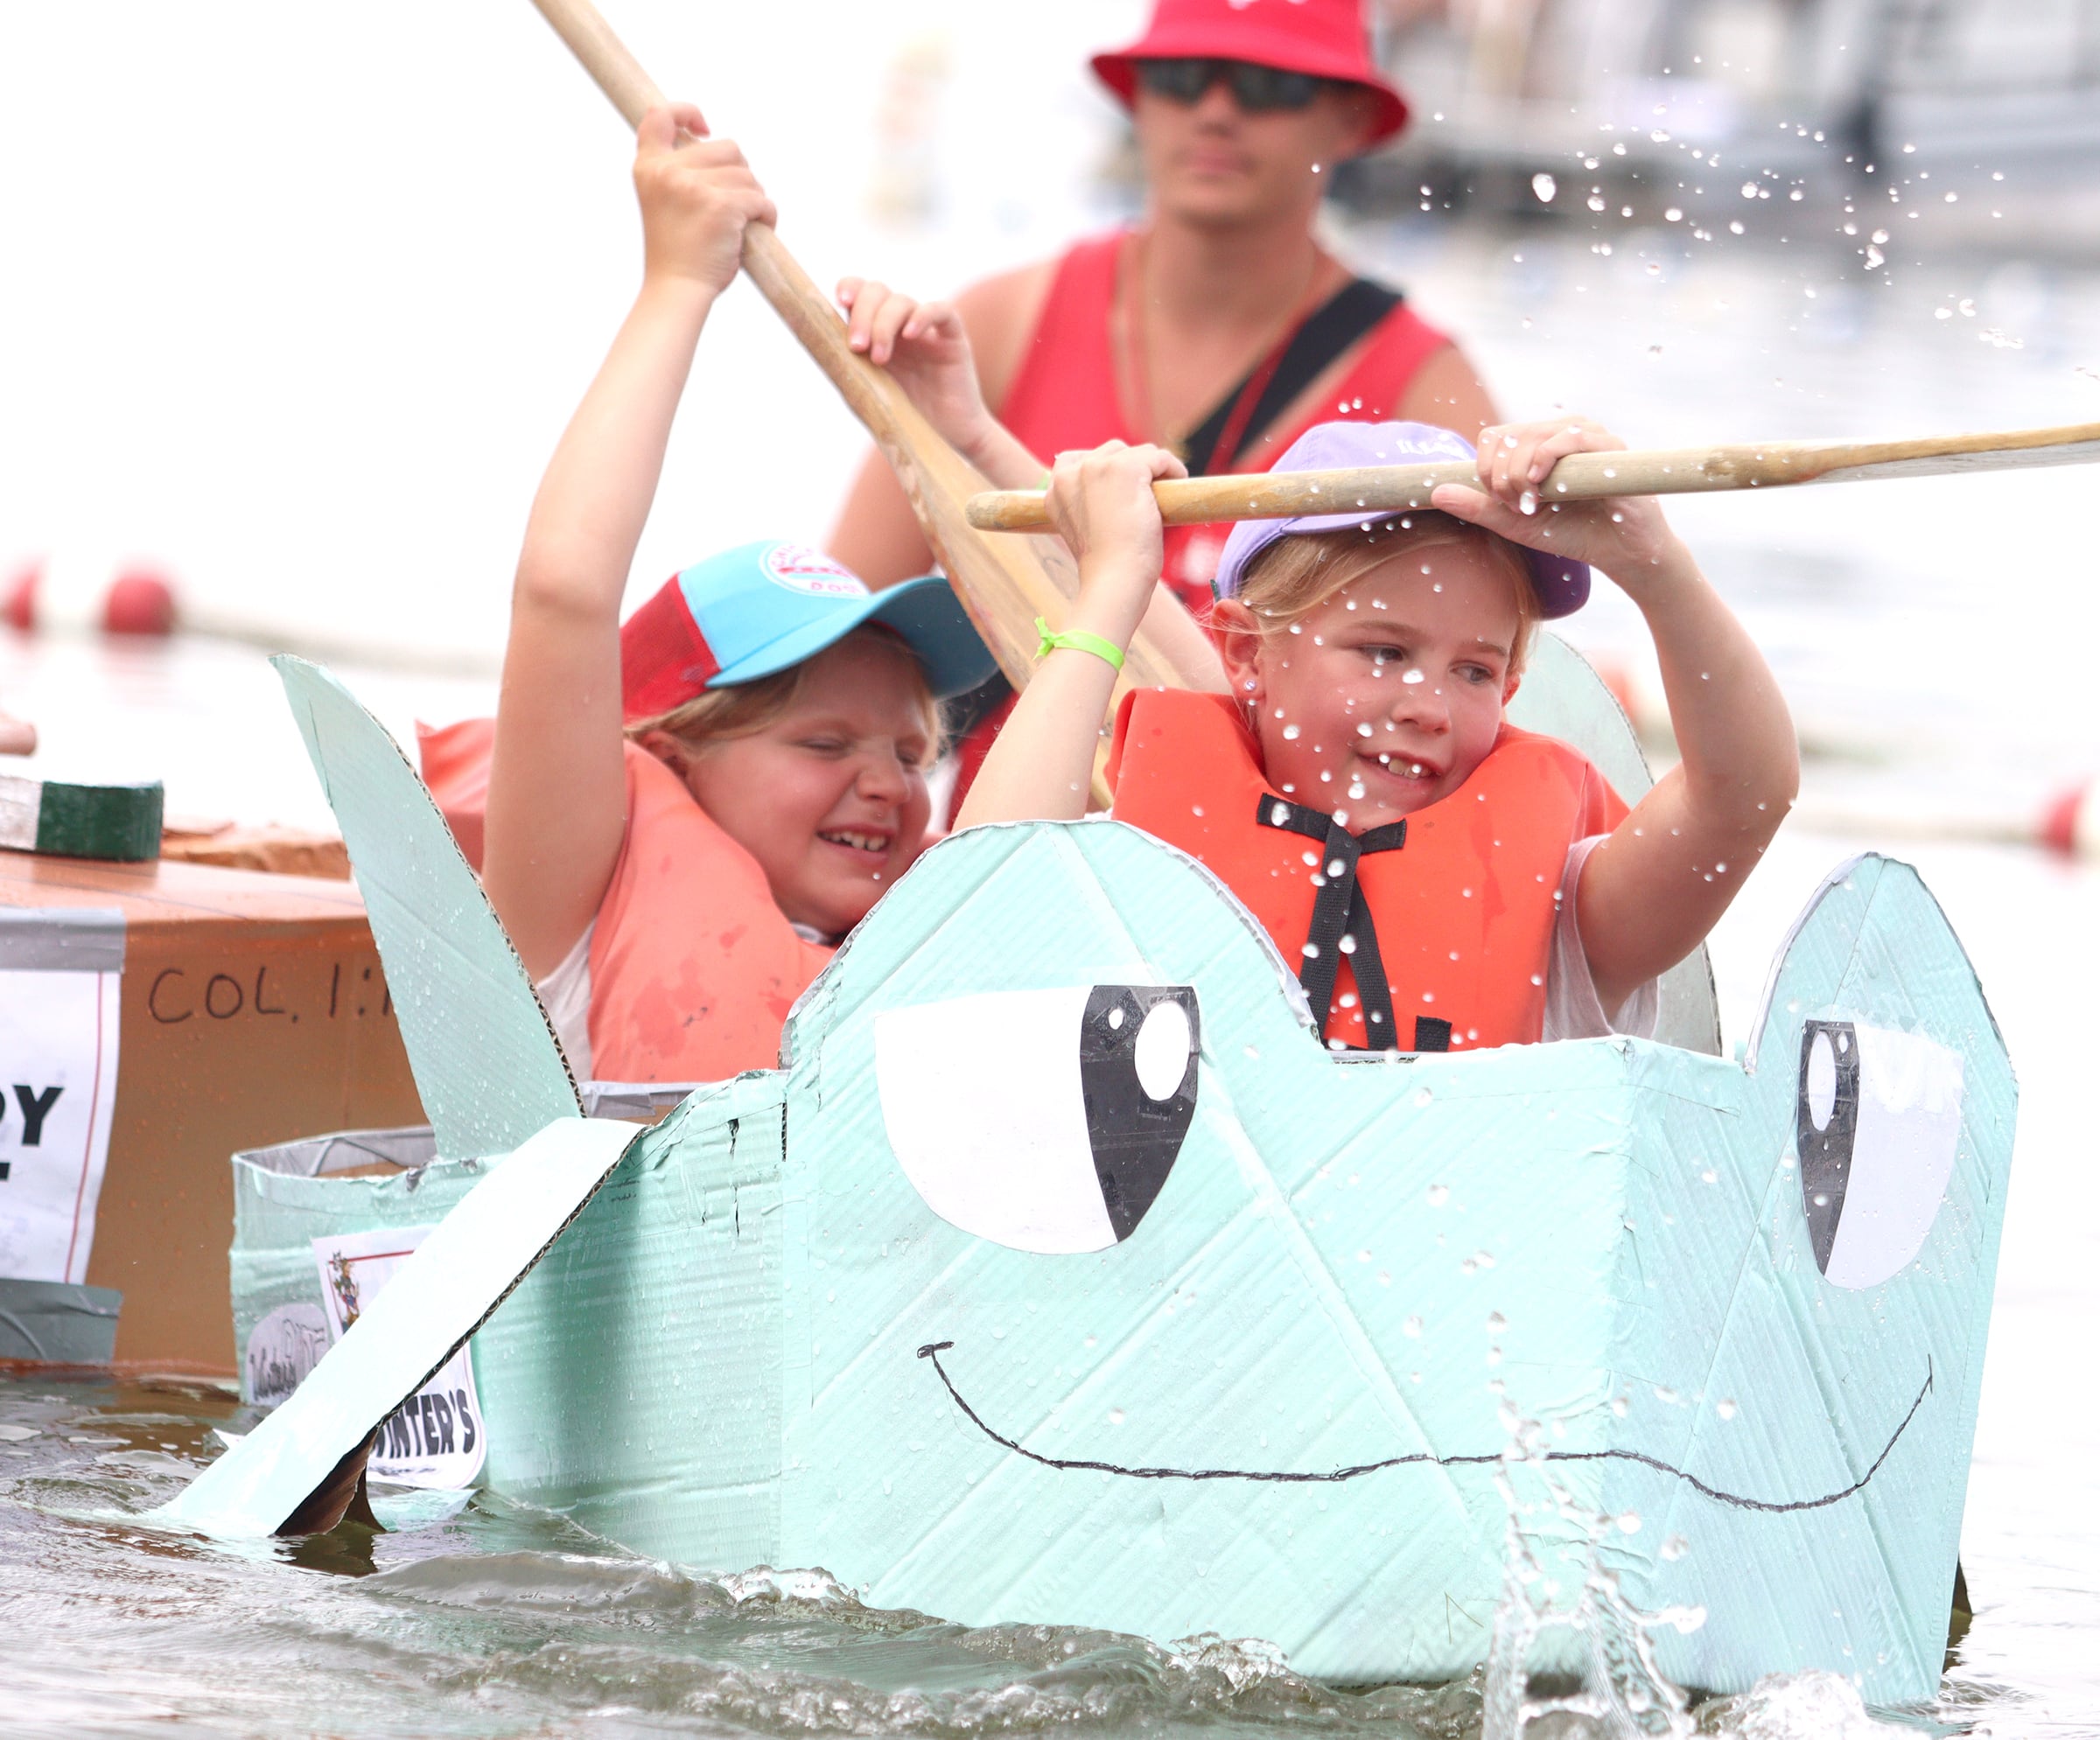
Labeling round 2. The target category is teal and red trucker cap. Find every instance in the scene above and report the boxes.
[619,541,998,724]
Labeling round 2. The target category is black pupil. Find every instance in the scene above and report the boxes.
[1137,58,1327,112]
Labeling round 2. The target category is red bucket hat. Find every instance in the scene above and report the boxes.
[1091,0,1410,144]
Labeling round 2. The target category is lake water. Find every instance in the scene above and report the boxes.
[4,5,2099,1728]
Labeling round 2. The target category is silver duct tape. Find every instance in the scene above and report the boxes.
[0,908,126,974]
[0,1277,122,1366]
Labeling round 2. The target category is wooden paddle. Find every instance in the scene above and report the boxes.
[965,419,2100,532]
[523,0,1223,805]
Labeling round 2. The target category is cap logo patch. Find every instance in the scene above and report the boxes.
[762,542,868,600]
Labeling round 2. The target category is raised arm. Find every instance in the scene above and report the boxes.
[1432,417,1799,1014]
[955,442,1186,828]
[831,278,1225,690]
[482,105,775,978]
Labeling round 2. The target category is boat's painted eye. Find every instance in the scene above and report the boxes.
[1796,1019,1964,1289]
[874,984,1200,1254]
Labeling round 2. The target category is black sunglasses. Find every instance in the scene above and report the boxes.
[1135,58,1331,114]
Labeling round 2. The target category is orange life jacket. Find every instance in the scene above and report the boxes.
[417,719,832,1083]
[1105,689,1626,1052]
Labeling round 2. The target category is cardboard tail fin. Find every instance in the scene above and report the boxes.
[273,656,580,1158]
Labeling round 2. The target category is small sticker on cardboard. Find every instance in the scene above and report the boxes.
[310,1226,487,1488]
[245,1301,330,1407]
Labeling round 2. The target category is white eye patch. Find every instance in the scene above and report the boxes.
[874,985,1200,1254]
[1796,1020,1964,1290]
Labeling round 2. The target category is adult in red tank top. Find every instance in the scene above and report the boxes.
[829,0,1499,616]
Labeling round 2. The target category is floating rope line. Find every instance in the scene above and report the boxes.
[915,1341,1930,1514]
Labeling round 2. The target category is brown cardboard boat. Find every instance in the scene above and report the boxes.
[0,848,422,1376]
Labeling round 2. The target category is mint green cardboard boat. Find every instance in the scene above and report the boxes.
[214,654,2013,1705]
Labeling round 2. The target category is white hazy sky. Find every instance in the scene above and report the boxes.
[0,0,1142,655]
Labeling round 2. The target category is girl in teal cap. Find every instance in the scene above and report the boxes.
[445,105,990,1085]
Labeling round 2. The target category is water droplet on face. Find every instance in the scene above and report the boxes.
[1283,723,1301,739]
[1402,668,1424,685]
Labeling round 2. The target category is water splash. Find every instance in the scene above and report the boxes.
[1480,1399,1705,1740]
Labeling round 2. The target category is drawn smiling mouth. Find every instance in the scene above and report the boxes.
[915,1340,1933,1515]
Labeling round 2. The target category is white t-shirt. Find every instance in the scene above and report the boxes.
[534,834,1654,1080]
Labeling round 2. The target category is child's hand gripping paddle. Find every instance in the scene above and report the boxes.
[523,0,1225,804]
[964,419,2100,531]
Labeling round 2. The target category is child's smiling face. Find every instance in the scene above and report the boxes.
[1222,535,1527,832]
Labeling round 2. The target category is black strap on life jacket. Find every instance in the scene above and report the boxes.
[1180,278,1404,478]
[1256,794,1451,1053]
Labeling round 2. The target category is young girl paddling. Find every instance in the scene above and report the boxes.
[435,106,993,1084]
[952,418,1799,1051]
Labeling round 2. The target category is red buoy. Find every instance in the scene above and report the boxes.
[3,561,39,633]
[102,566,178,636]
[2040,781,2097,860]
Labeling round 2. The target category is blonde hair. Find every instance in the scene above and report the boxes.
[625,625,942,768]
[1235,514,1539,674]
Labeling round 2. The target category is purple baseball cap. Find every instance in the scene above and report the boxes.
[1210,421,1591,618]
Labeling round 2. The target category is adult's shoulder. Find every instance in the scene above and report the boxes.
[954,255,1065,411]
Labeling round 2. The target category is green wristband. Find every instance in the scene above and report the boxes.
[1034,616,1125,672]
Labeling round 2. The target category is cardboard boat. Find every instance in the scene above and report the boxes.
[215,653,2013,1704]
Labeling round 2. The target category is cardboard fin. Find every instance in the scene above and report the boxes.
[273,656,579,1159]
[158,1114,639,1539]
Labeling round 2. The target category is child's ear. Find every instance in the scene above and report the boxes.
[1502,669,1522,707]
[638,729,691,779]
[1211,600,1266,702]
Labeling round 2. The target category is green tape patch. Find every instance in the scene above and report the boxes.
[32,778,164,863]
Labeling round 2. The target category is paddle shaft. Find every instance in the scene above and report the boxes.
[965,421,2100,532]
[525,3,920,456]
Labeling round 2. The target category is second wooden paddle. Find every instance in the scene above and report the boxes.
[522,0,1224,807]
[966,419,2100,532]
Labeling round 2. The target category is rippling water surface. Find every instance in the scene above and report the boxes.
[4,1374,1966,1740]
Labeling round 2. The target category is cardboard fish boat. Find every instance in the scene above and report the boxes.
[175,653,2013,1705]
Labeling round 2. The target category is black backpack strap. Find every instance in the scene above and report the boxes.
[1182,277,1404,477]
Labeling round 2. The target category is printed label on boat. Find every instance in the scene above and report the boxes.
[311,1225,486,1489]
[0,912,123,1286]
[244,1301,330,1407]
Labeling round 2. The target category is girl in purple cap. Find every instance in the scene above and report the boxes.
[902,404,1798,1051]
